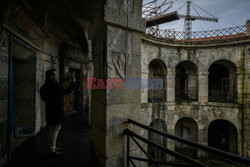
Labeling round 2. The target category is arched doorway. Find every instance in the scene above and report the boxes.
[148,59,167,103]
[208,120,237,153]
[208,59,237,103]
[58,43,88,115]
[175,61,198,101]
[148,119,167,166]
[175,117,198,159]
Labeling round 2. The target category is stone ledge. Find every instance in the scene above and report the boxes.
[142,101,241,108]
[142,34,250,48]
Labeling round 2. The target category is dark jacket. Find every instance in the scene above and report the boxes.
[40,80,75,126]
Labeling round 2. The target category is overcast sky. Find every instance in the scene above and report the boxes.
[143,0,250,31]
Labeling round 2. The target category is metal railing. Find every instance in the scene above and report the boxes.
[146,25,246,41]
[175,89,198,102]
[124,119,250,167]
[148,89,166,103]
[209,90,238,103]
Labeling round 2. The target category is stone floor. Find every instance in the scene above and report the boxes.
[4,111,90,167]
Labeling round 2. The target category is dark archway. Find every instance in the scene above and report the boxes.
[148,59,167,103]
[175,117,198,159]
[208,119,238,153]
[208,59,237,103]
[175,61,198,101]
[148,119,167,165]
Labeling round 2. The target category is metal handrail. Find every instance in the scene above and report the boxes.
[146,25,246,41]
[175,89,198,101]
[124,119,250,166]
[208,90,238,103]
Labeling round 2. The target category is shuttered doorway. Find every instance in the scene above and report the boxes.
[11,42,36,137]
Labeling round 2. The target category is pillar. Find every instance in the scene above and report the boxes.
[166,71,175,102]
[198,72,209,103]
[90,0,146,167]
[141,72,148,103]
[246,20,250,36]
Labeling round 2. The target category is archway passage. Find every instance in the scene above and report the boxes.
[175,61,198,101]
[208,59,237,103]
[175,117,198,159]
[148,59,167,103]
[148,119,167,166]
[208,120,237,153]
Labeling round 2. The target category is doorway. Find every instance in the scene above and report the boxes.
[9,41,36,142]
[208,119,237,153]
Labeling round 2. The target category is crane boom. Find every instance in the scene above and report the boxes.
[179,15,218,22]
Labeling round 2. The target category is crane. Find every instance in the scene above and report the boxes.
[178,1,218,39]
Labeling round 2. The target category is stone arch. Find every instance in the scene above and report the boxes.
[148,119,167,165]
[208,59,237,103]
[148,59,167,102]
[208,119,238,153]
[175,61,198,101]
[147,57,166,70]
[175,117,198,159]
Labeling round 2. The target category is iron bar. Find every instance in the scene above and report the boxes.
[124,129,209,167]
[129,156,192,167]
[129,159,137,167]
[126,119,250,166]
[127,135,130,167]
[130,136,157,166]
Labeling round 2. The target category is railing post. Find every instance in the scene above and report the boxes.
[127,135,130,167]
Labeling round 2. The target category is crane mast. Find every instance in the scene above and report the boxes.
[184,1,192,39]
[179,1,218,39]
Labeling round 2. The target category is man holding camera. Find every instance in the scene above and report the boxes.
[40,69,75,155]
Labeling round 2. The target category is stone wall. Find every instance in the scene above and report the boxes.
[141,34,250,157]
[90,0,146,166]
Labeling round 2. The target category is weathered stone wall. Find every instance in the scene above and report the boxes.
[141,35,250,157]
[90,0,146,166]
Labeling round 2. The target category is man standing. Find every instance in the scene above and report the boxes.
[40,69,75,155]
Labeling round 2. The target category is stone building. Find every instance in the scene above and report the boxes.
[0,0,250,167]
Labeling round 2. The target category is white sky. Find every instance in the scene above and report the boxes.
[143,0,250,31]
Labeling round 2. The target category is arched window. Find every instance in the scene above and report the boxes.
[175,117,198,159]
[175,61,198,101]
[148,59,167,103]
[208,119,237,153]
[208,59,237,103]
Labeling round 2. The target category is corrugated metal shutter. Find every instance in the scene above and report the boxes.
[14,64,35,136]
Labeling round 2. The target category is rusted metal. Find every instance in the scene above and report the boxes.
[146,25,246,41]
[146,11,180,27]
[142,0,174,19]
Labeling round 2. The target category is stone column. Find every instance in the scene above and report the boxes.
[141,72,148,103]
[198,72,209,103]
[90,1,146,167]
[246,20,250,36]
[166,71,175,102]
[242,45,250,157]
[198,124,207,159]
